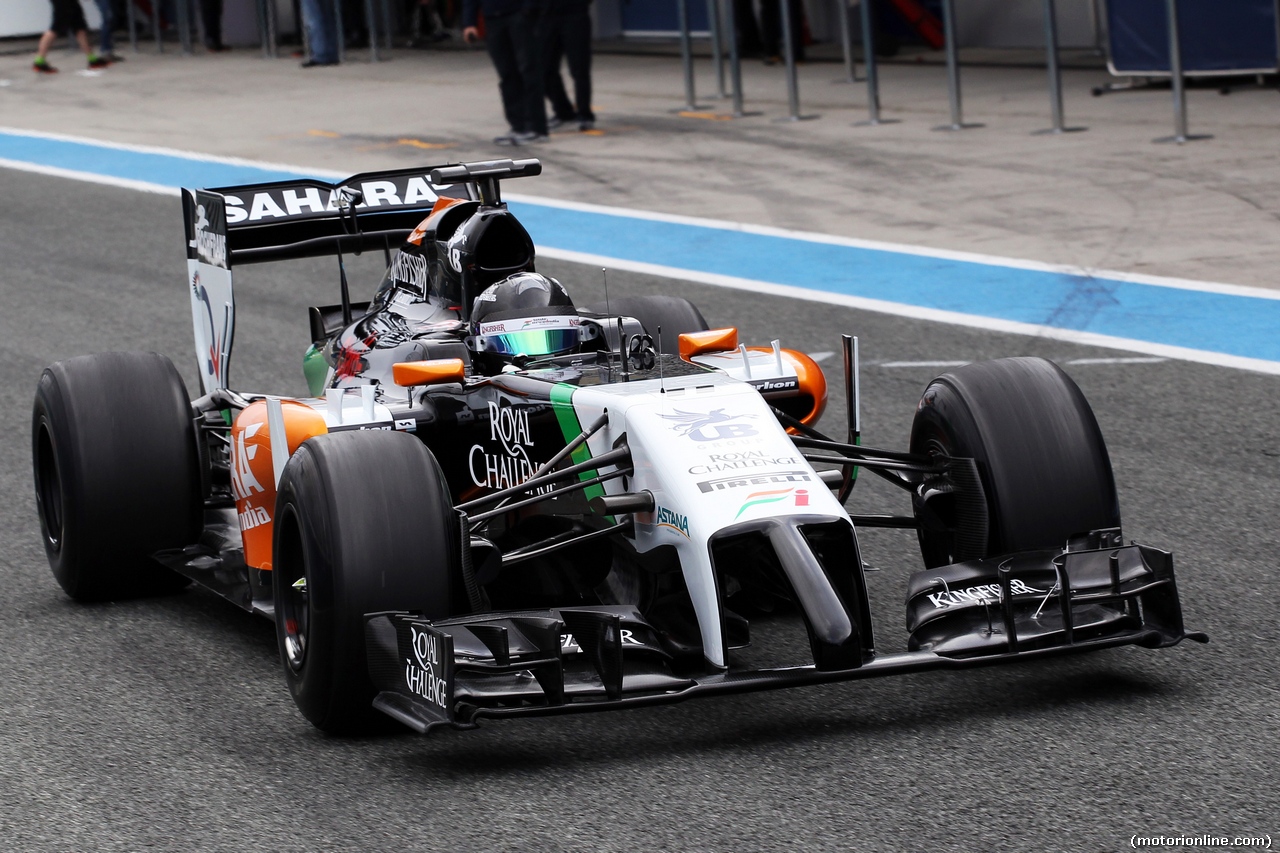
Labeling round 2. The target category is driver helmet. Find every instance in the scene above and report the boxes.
[471,273,580,363]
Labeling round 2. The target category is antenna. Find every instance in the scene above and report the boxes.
[602,267,610,317]
[658,325,665,394]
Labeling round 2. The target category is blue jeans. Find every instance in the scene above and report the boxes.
[300,0,339,63]
[93,0,113,54]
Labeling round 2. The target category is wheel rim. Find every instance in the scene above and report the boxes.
[35,424,64,552]
[282,573,309,671]
[278,518,310,672]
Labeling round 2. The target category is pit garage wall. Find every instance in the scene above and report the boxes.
[599,0,1100,50]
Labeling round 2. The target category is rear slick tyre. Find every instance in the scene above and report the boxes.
[909,357,1121,568]
[32,351,201,601]
[272,430,460,734]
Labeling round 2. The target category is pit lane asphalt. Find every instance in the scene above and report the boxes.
[2,169,1277,853]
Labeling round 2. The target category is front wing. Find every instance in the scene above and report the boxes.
[365,543,1207,735]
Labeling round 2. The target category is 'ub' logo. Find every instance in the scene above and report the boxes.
[659,408,758,442]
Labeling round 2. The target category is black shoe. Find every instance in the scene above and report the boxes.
[301,59,338,68]
[578,120,595,131]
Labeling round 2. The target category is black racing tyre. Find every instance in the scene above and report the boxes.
[32,352,200,601]
[909,357,1120,568]
[585,295,709,353]
[272,430,460,734]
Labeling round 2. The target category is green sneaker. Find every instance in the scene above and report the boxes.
[87,55,109,69]
[32,57,58,74]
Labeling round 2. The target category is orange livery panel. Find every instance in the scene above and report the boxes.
[230,400,328,570]
[746,347,828,429]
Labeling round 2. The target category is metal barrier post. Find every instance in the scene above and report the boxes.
[775,0,818,120]
[854,0,897,125]
[333,0,346,63]
[708,0,727,98]
[675,0,709,110]
[176,0,193,54]
[726,0,760,117]
[364,0,380,61]
[1154,0,1211,143]
[835,0,857,83]
[126,0,138,52]
[1033,0,1085,134]
[933,0,982,130]
[381,0,393,51]
[154,0,164,53]
[266,0,279,58]
[256,0,269,57]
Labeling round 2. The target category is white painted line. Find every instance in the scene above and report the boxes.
[3,126,1276,304]
[879,361,970,368]
[807,351,834,363]
[538,246,1280,376]
[0,158,177,195]
[1065,357,1167,365]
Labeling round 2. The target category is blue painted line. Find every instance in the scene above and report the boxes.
[509,202,1280,363]
[4,130,1279,365]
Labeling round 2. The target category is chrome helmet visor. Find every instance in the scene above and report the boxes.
[476,315,580,357]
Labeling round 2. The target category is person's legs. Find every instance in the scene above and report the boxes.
[541,17,574,122]
[300,0,338,63]
[202,0,226,49]
[787,0,805,61]
[560,8,592,124]
[34,27,58,71]
[512,15,545,136]
[759,0,780,60]
[486,16,527,135]
[733,0,762,57]
[92,0,114,56]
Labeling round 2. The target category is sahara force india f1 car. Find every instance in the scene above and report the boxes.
[32,158,1206,735]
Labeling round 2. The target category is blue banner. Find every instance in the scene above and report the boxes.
[1107,0,1278,74]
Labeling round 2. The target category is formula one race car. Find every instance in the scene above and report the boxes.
[32,159,1206,735]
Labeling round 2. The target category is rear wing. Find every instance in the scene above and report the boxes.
[180,165,472,395]
[206,164,474,266]
[181,160,542,397]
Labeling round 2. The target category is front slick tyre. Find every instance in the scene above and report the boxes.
[32,351,200,601]
[910,356,1120,568]
[272,430,460,735]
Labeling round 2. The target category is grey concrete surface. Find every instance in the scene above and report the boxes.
[2,167,1277,853]
[3,41,1280,290]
